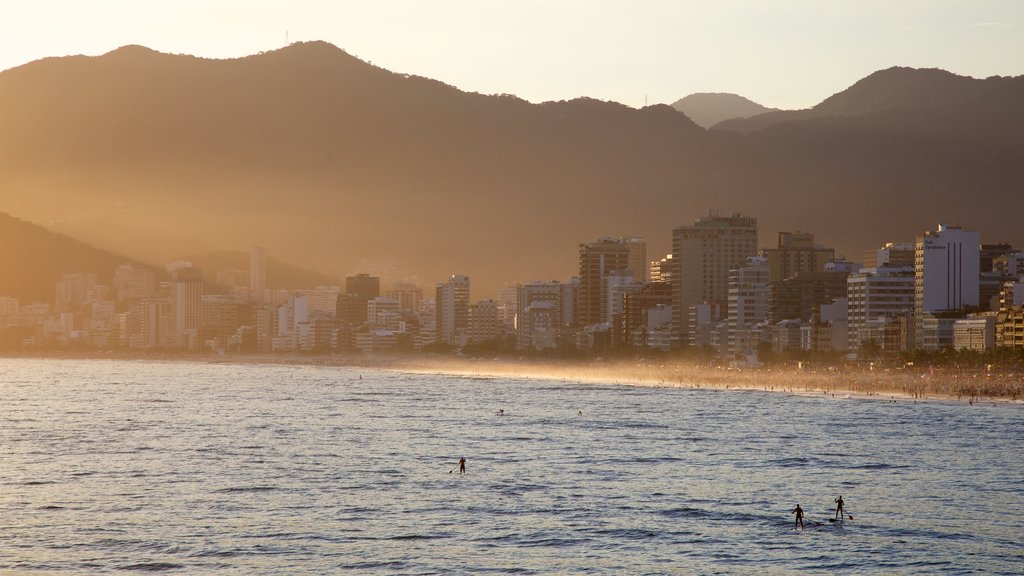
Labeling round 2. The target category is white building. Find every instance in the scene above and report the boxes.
[436,275,470,346]
[727,256,770,358]
[953,315,996,351]
[914,224,980,348]
[171,267,203,350]
[846,266,916,352]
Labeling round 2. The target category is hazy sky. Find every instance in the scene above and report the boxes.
[3,0,1022,109]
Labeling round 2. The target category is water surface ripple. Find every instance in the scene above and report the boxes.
[1,359,1021,574]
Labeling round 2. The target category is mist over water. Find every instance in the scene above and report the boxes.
[0,359,1021,574]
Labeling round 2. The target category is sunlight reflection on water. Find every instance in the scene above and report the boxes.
[0,358,1022,574]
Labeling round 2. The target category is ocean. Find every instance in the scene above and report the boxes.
[0,358,1021,574]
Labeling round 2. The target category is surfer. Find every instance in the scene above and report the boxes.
[792,504,804,529]
[496,409,505,416]
[834,495,845,520]
[458,457,466,475]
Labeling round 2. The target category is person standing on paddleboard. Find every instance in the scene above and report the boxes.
[458,457,466,475]
[792,504,804,529]
[834,495,845,520]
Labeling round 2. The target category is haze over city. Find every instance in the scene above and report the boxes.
[1,2,1023,574]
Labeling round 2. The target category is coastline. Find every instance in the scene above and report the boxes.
[3,351,1021,406]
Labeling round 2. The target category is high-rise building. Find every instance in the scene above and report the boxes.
[672,211,758,347]
[516,281,563,350]
[863,242,915,269]
[762,232,834,282]
[114,265,156,303]
[621,282,672,348]
[339,274,381,327]
[650,254,673,284]
[770,270,849,324]
[914,224,980,348]
[367,297,402,330]
[846,265,916,352]
[346,274,381,301]
[251,247,267,305]
[468,300,499,344]
[578,238,634,328]
[436,275,470,346]
[497,286,520,330]
[171,267,203,350]
[727,256,770,358]
[623,236,648,282]
[385,283,423,314]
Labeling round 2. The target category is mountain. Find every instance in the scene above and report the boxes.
[0,211,159,302]
[712,67,1021,133]
[671,93,777,129]
[1,44,1022,297]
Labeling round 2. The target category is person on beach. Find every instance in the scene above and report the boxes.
[458,457,466,475]
[834,495,845,520]
[792,504,804,529]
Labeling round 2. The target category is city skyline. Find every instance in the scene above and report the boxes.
[4,215,1022,361]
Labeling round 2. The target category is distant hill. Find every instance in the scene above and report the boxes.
[182,251,341,290]
[712,67,1021,133]
[1,44,1022,296]
[671,93,777,129]
[0,211,159,302]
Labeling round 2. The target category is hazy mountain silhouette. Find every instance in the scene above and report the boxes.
[0,212,344,304]
[671,93,777,129]
[712,67,1022,132]
[0,211,159,302]
[1,44,1022,296]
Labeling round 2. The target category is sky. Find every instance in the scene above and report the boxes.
[2,0,1023,110]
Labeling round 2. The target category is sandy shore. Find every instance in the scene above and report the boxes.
[4,351,1021,405]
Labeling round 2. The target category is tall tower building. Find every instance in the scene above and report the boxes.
[914,224,981,349]
[436,275,470,346]
[171,267,203,350]
[578,238,634,328]
[727,256,771,358]
[251,246,267,306]
[672,211,758,347]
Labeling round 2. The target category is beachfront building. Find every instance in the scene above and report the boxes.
[171,266,203,350]
[672,211,758,347]
[436,275,470,347]
[914,224,980,349]
[953,315,996,351]
[846,265,916,353]
[577,238,637,330]
[762,231,834,282]
[727,256,770,358]
[516,281,563,351]
[468,299,499,345]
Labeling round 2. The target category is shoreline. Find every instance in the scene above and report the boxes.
[2,351,1021,406]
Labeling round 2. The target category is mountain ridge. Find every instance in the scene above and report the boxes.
[1,43,1022,296]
